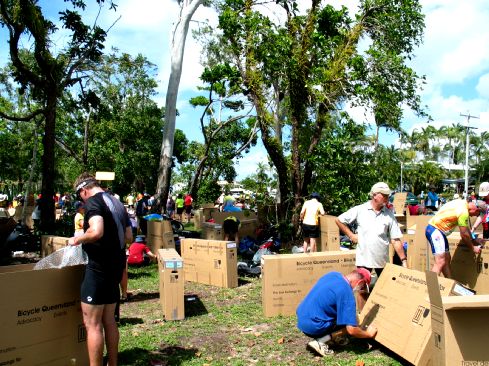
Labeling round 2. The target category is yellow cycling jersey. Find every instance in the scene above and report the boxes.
[428,199,469,235]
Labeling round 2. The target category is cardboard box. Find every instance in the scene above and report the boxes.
[193,209,203,230]
[0,264,88,365]
[157,249,185,320]
[181,239,238,288]
[393,192,407,215]
[451,245,489,294]
[261,250,356,317]
[358,264,472,366]
[147,220,172,237]
[426,271,489,366]
[318,215,340,251]
[147,220,174,253]
[207,211,258,226]
[201,222,223,240]
[239,218,258,239]
[41,235,70,257]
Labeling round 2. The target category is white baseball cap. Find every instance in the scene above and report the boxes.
[478,182,489,197]
[370,182,392,195]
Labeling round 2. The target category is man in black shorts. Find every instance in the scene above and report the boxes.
[69,173,132,366]
[223,215,240,245]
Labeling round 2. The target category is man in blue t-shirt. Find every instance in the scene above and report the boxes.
[296,268,377,357]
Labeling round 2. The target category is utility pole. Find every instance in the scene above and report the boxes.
[460,112,479,198]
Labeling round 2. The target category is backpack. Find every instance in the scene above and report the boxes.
[136,199,146,216]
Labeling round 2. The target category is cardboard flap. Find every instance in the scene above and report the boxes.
[440,295,489,310]
[426,271,444,309]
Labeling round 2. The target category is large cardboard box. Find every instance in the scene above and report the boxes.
[426,271,489,366]
[318,215,340,251]
[358,264,472,366]
[181,239,238,288]
[239,218,258,239]
[147,220,174,253]
[147,220,172,237]
[41,235,69,257]
[193,209,203,230]
[393,192,407,215]
[157,249,185,321]
[261,250,356,317]
[201,222,223,240]
[0,264,88,365]
[451,244,489,294]
[208,211,258,226]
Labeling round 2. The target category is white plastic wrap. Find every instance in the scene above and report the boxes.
[34,245,88,270]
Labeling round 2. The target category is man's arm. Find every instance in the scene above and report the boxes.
[392,238,408,268]
[125,226,133,246]
[335,218,358,244]
[471,217,482,232]
[71,216,104,245]
[459,226,482,254]
[346,324,377,339]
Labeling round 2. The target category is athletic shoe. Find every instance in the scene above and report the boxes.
[307,340,334,356]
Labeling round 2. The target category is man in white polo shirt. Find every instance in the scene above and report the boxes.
[335,182,407,276]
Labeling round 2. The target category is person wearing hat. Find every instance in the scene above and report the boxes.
[426,198,486,278]
[471,182,489,239]
[296,268,377,357]
[299,192,325,253]
[73,201,85,237]
[126,236,156,266]
[336,182,406,277]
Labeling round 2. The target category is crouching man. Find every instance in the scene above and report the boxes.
[296,268,377,357]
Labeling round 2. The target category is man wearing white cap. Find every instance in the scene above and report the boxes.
[471,182,489,239]
[335,182,406,276]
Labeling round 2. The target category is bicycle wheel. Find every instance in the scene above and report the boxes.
[171,219,185,233]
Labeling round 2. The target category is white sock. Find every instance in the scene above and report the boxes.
[317,334,331,344]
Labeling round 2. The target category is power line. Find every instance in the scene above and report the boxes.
[460,112,479,196]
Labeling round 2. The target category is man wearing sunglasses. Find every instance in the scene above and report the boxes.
[69,173,132,366]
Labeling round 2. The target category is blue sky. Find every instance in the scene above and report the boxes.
[2,0,489,180]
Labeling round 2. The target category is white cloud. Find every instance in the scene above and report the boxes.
[476,73,489,99]
[234,145,270,180]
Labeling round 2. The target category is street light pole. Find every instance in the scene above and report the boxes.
[460,112,479,197]
[400,161,403,192]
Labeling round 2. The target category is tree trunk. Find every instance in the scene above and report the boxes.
[40,96,57,233]
[155,0,203,213]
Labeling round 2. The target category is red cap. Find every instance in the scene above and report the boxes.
[355,268,372,286]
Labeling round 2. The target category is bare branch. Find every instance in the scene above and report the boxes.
[0,108,45,122]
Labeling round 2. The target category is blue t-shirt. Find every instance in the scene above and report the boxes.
[296,272,357,337]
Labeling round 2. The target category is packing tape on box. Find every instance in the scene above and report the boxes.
[164,260,183,269]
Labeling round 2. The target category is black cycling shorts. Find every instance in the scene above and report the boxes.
[302,224,319,239]
[223,219,239,235]
[81,267,121,305]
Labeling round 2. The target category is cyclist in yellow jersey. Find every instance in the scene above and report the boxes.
[425,199,486,278]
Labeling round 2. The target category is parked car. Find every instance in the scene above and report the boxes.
[389,191,419,205]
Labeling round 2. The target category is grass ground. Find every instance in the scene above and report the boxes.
[118,262,408,366]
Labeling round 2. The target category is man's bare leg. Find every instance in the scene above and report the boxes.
[102,303,119,366]
[81,303,105,366]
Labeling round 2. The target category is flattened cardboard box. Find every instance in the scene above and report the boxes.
[358,264,471,366]
[426,271,489,366]
[41,235,69,257]
[181,239,238,288]
[0,264,88,366]
[158,248,184,320]
[261,250,356,317]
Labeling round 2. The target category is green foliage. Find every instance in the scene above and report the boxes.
[306,117,377,215]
